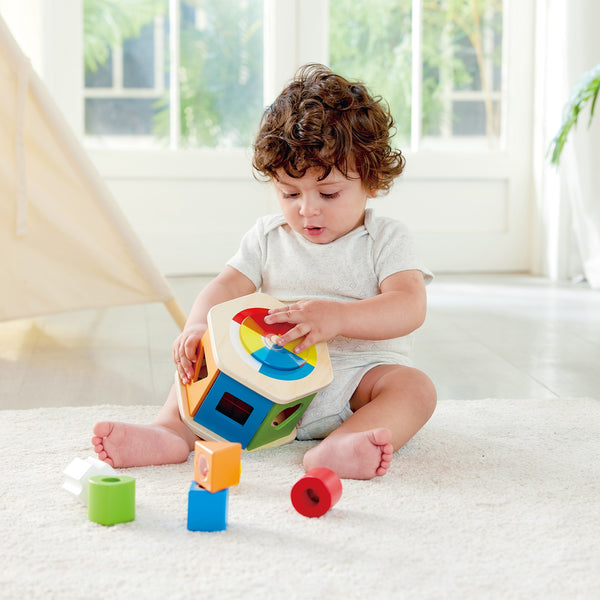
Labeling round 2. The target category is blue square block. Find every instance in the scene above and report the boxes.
[187,482,228,532]
[193,372,273,448]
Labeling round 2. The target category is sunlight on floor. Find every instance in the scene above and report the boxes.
[1,274,599,409]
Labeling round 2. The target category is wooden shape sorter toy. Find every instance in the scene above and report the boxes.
[176,293,333,451]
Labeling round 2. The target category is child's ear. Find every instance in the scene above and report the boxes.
[366,187,379,199]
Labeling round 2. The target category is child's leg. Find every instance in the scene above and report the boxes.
[92,384,199,468]
[303,365,436,480]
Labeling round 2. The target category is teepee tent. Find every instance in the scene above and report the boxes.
[0,14,186,328]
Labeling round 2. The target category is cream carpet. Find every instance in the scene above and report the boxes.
[1,399,599,599]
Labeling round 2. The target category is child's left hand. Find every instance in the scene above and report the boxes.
[264,300,342,353]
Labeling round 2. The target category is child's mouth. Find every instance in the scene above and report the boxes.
[305,226,324,236]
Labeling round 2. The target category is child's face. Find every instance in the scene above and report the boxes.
[273,167,375,244]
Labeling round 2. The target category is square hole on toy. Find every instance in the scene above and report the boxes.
[215,392,253,426]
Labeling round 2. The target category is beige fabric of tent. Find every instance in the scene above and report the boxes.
[0,15,186,328]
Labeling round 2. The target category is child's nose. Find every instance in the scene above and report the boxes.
[299,197,320,216]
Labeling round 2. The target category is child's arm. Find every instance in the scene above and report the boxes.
[174,266,256,383]
[264,269,427,353]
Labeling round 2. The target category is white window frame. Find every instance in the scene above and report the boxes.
[21,0,526,179]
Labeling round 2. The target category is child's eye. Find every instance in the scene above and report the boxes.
[320,192,339,199]
[282,192,299,199]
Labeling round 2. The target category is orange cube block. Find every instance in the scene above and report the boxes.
[194,440,242,492]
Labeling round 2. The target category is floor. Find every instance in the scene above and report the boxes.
[1,274,599,411]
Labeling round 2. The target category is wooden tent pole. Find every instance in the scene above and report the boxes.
[164,298,187,331]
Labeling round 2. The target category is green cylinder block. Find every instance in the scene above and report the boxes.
[88,475,135,526]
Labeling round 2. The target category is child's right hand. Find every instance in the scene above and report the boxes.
[173,324,207,384]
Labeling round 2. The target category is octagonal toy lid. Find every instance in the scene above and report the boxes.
[207,293,333,404]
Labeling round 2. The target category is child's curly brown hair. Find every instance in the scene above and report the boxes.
[252,64,405,193]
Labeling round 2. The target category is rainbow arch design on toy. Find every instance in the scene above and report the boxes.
[230,308,317,381]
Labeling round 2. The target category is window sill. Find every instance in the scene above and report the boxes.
[87,146,514,182]
[88,147,256,180]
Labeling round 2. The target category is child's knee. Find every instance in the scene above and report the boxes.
[398,367,437,417]
[418,371,437,417]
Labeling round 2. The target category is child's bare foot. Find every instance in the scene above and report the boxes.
[92,422,191,468]
[302,427,394,480]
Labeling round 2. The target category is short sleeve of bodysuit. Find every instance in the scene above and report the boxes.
[364,210,433,286]
[227,209,432,304]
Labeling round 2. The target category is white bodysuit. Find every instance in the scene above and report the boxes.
[227,208,433,439]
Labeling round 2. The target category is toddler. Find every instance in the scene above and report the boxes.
[92,64,436,480]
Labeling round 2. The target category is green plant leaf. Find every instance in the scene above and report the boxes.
[549,64,600,166]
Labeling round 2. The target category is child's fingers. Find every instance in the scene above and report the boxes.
[265,305,299,324]
[180,356,195,382]
[176,355,197,384]
[268,305,295,315]
[173,332,202,383]
[183,335,200,361]
[270,323,311,352]
[270,334,306,354]
[175,358,186,383]
[290,334,315,354]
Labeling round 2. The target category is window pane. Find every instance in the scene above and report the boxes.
[329,0,413,148]
[329,0,504,150]
[421,0,503,146]
[123,23,156,88]
[452,100,495,136]
[85,51,113,88]
[169,0,264,148]
[82,0,264,148]
[85,99,157,135]
[83,0,167,140]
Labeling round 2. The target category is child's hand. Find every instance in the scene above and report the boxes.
[264,300,342,353]
[173,324,207,384]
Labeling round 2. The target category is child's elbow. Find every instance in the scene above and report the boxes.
[411,306,427,332]
[411,290,428,331]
